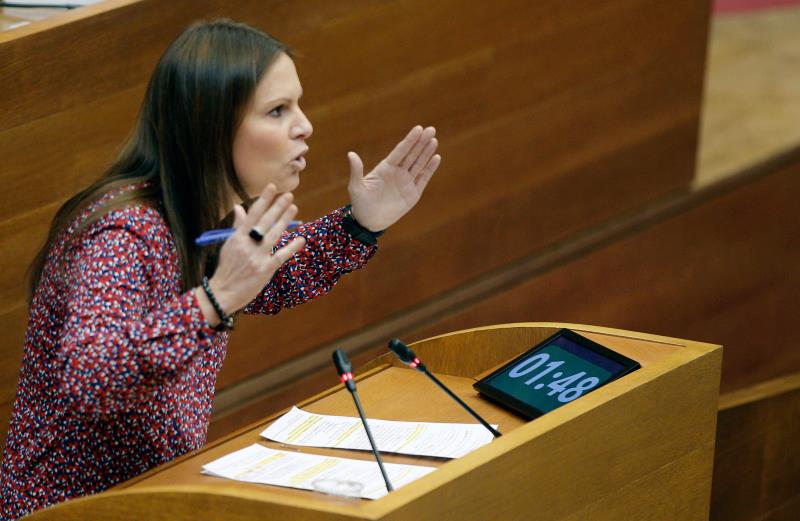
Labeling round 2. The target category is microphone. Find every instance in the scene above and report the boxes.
[332,349,394,493]
[388,339,502,438]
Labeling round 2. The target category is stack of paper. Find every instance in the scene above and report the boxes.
[202,444,435,500]
[260,406,497,459]
[202,407,499,498]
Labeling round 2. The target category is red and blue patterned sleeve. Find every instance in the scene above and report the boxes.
[58,219,217,417]
[242,207,377,315]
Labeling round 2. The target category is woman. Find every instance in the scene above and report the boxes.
[0,19,440,519]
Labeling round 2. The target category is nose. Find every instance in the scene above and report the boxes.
[292,107,313,140]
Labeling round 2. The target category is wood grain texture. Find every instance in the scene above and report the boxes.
[0,0,711,454]
[558,446,714,521]
[205,326,684,444]
[207,149,800,521]
[399,159,800,395]
[26,323,721,520]
[206,346,387,443]
[215,117,699,389]
[711,373,800,521]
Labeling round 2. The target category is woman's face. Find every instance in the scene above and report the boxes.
[232,53,313,198]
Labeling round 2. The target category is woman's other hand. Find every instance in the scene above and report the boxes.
[198,184,306,324]
[347,125,441,232]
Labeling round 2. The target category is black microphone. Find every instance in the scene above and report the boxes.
[332,349,394,493]
[388,339,502,438]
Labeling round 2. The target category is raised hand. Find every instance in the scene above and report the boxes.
[347,125,441,232]
[199,184,306,324]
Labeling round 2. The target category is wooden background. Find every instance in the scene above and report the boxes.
[2,0,798,518]
[0,0,710,442]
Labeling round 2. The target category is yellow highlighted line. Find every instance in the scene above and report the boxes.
[289,458,339,485]
[333,423,361,447]
[234,453,285,479]
[286,415,323,443]
[396,425,425,451]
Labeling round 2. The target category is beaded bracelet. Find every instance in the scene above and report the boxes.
[201,276,235,331]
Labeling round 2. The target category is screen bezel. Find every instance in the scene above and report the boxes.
[473,329,641,419]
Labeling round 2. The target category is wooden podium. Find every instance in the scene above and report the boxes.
[29,323,722,520]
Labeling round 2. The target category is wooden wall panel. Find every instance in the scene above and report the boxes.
[201,155,800,521]
[217,120,698,388]
[711,373,800,521]
[205,154,799,441]
[0,87,144,221]
[399,158,800,394]
[0,0,369,129]
[0,0,711,449]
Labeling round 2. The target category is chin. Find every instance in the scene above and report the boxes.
[280,173,301,193]
[247,171,300,196]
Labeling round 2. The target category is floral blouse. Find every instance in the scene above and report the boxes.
[0,195,376,519]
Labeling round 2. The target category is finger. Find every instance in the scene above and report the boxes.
[269,236,306,267]
[410,137,438,177]
[232,204,247,229]
[415,154,441,191]
[241,183,279,230]
[347,151,364,190]
[400,126,436,170]
[253,194,294,246]
[385,125,424,166]
[259,203,298,250]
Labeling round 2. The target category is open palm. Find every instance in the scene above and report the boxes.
[348,126,441,232]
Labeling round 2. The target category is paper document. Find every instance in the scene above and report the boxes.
[202,444,435,499]
[6,1,103,5]
[261,406,497,459]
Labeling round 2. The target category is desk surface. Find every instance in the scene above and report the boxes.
[124,367,527,505]
[119,328,680,504]
[23,324,719,521]
[1,6,66,32]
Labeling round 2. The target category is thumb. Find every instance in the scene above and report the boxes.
[347,151,364,189]
[232,204,247,229]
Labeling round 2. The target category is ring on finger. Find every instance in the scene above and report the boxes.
[249,226,265,243]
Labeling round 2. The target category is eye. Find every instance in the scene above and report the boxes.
[268,105,284,118]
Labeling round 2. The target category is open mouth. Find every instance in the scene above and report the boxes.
[291,148,308,170]
[290,154,307,170]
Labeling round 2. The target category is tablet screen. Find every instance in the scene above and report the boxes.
[474,329,640,419]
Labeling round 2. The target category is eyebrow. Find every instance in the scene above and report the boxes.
[261,90,304,106]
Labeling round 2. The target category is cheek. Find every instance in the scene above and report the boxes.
[233,123,285,185]
[236,125,281,163]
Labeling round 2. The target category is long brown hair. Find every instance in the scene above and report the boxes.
[28,19,290,299]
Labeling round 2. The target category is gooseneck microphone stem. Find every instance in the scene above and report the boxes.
[388,339,502,438]
[349,388,393,492]
[418,365,503,438]
[332,349,394,493]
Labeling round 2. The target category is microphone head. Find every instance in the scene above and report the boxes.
[332,349,353,376]
[388,338,416,364]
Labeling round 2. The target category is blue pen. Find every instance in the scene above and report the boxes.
[195,220,303,247]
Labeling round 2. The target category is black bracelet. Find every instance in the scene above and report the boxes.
[341,204,384,246]
[201,276,235,331]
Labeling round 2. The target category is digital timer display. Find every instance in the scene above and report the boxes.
[474,330,640,419]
